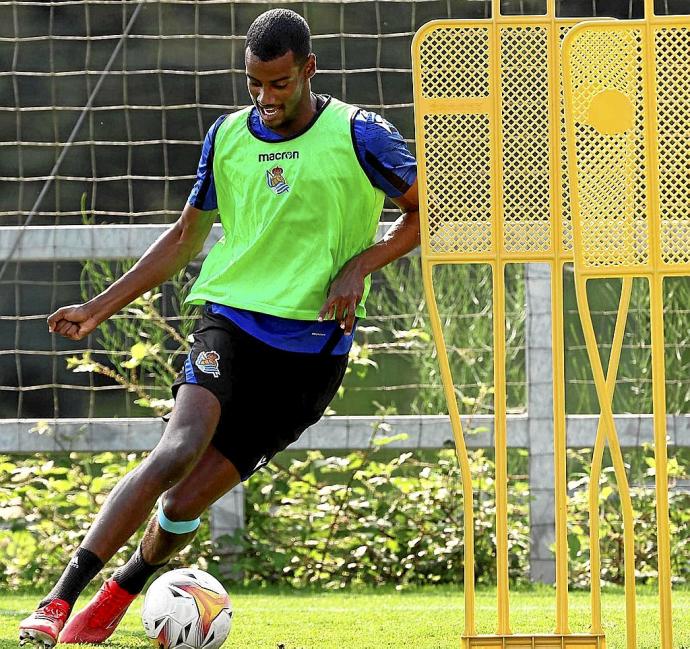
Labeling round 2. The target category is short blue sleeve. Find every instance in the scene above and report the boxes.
[352,110,417,198]
[187,115,227,211]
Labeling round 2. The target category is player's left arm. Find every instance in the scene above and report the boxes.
[318,179,420,335]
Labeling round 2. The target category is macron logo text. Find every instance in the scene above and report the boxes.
[258,151,300,162]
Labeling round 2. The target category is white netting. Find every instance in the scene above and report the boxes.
[0,0,662,420]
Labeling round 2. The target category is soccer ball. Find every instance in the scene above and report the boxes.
[141,568,233,649]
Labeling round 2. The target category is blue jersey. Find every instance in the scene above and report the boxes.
[188,95,417,355]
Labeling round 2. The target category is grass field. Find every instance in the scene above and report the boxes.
[2,586,689,648]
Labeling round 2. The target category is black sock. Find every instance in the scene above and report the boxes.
[112,545,168,595]
[40,547,104,608]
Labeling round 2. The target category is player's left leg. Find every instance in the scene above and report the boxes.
[60,445,240,644]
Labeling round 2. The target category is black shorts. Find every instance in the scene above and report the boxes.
[171,305,349,480]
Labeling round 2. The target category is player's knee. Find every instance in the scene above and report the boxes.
[160,492,202,524]
[146,442,199,488]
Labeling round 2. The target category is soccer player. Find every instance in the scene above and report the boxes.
[19,8,418,647]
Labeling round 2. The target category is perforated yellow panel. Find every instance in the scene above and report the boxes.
[414,18,586,263]
[425,112,493,254]
[655,27,690,266]
[564,25,649,271]
[563,12,690,649]
[501,26,552,255]
[419,27,490,99]
[417,25,494,258]
[564,18,690,276]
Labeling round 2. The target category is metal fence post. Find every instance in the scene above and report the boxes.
[210,484,246,576]
[525,263,556,583]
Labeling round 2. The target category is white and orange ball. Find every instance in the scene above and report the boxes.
[141,568,232,649]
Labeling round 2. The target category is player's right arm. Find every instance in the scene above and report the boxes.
[48,204,216,341]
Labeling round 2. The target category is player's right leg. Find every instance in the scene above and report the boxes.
[18,384,220,648]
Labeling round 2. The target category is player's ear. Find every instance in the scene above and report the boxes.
[304,53,316,80]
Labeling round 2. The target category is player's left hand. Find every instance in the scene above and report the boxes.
[318,260,365,336]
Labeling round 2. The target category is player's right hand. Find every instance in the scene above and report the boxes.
[48,304,100,341]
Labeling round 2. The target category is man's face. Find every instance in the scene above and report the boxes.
[245,49,315,130]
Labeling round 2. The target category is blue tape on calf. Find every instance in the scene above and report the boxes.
[157,500,201,534]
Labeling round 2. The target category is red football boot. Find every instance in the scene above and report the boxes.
[59,579,137,644]
[18,598,70,648]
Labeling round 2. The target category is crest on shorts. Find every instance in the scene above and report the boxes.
[195,350,220,378]
[265,166,289,195]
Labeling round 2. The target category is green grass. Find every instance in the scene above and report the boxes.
[2,586,689,648]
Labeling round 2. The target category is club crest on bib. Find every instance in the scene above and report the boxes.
[195,350,221,377]
[266,166,290,194]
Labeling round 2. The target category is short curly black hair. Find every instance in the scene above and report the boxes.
[246,9,311,65]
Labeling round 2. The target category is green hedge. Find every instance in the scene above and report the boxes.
[2,441,689,591]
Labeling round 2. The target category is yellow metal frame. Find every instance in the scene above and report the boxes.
[412,0,687,649]
[563,2,688,647]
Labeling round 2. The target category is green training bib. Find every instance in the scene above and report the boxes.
[186,98,386,320]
